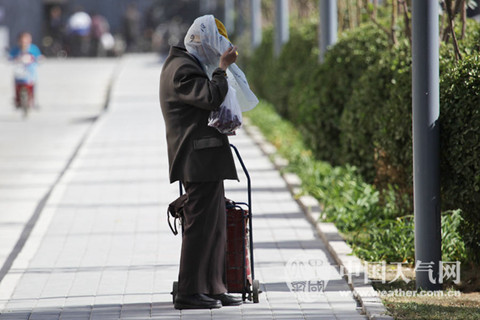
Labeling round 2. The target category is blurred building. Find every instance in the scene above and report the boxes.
[0,0,223,54]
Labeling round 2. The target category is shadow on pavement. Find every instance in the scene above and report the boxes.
[70,116,99,124]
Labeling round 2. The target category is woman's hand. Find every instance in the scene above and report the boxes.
[219,46,238,71]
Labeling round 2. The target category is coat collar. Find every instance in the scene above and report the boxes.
[169,46,203,68]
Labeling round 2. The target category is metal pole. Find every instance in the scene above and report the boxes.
[224,0,235,35]
[236,0,247,41]
[412,0,442,291]
[274,0,289,57]
[319,0,337,62]
[251,0,262,48]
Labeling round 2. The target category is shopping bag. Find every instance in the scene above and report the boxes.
[208,85,243,134]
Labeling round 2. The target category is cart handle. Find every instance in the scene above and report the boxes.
[230,144,251,211]
[230,144,255,281]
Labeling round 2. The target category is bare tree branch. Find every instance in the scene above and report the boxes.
[440,1,447,40]
[445,0,463,60]
[399,0,412,46]
[371,18,391,39]
[363,0,392,42]
[453,0,464,15]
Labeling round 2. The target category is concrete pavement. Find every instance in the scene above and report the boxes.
[0,54,367,319]
[0,57,119,283]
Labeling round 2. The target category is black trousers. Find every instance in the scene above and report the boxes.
[178,180,227,295]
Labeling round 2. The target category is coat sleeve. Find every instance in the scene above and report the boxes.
[173,63,229,111]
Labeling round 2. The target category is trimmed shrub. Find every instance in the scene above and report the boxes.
[295,24,389,165]
[245,19,480,264]
[245,27,275,102]
[277,20,319,121]
[339,41,413,216]
[440,55,480,263]
[372,41,412,196]
[246,100,469,264]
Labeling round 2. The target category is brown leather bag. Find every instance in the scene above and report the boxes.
[167,194,188,235]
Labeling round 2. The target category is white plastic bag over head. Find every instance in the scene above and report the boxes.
[184,15,259,112]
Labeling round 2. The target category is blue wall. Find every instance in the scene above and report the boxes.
[0,0,43,48]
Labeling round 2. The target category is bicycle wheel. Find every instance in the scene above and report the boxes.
[19,87,30,117]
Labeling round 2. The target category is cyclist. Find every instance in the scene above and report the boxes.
[9,32,43,109]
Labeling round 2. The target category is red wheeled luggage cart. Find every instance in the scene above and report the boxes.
[171,144,260,303]
[224,144,260,303]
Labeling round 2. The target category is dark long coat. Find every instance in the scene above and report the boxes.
[159,46,238,183]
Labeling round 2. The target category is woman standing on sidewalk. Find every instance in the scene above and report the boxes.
[159,16,242,310]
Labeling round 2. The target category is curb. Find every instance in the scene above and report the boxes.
[243,119,393,320]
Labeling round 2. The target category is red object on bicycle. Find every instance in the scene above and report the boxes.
[15,83,34,108]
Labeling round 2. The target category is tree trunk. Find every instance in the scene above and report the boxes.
[356,0,362,27]
[391,0,398,45]
[348,0,355,29]
[338,0,345,32]
[440,1,447,40]
[400,0,412,45]
[461,0,466,39]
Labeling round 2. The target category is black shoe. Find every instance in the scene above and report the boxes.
[174,293,222,310]
[207,293,243,306]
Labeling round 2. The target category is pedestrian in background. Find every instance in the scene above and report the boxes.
[123,3,141,52]
[44,5,65,56]
[66,7,91,57]
[90,12,110,56]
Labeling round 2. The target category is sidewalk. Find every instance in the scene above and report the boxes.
[0,54,366,320]
[0,58,118,282]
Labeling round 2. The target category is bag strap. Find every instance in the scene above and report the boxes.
[167,209,179,235]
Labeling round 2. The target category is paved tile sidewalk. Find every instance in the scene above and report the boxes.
[0,54,366,319]
[0,58,118,283]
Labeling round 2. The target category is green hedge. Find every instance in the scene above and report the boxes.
[341,40,413,210]
[245,20,480,263]
[245,28,275,105]
[440,55,480,262]
[245,101,466,264]
[248,23,389,165]
[299,24,389,165]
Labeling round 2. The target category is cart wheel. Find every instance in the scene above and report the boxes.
[171,281,178,304]
[252,279,260,303]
